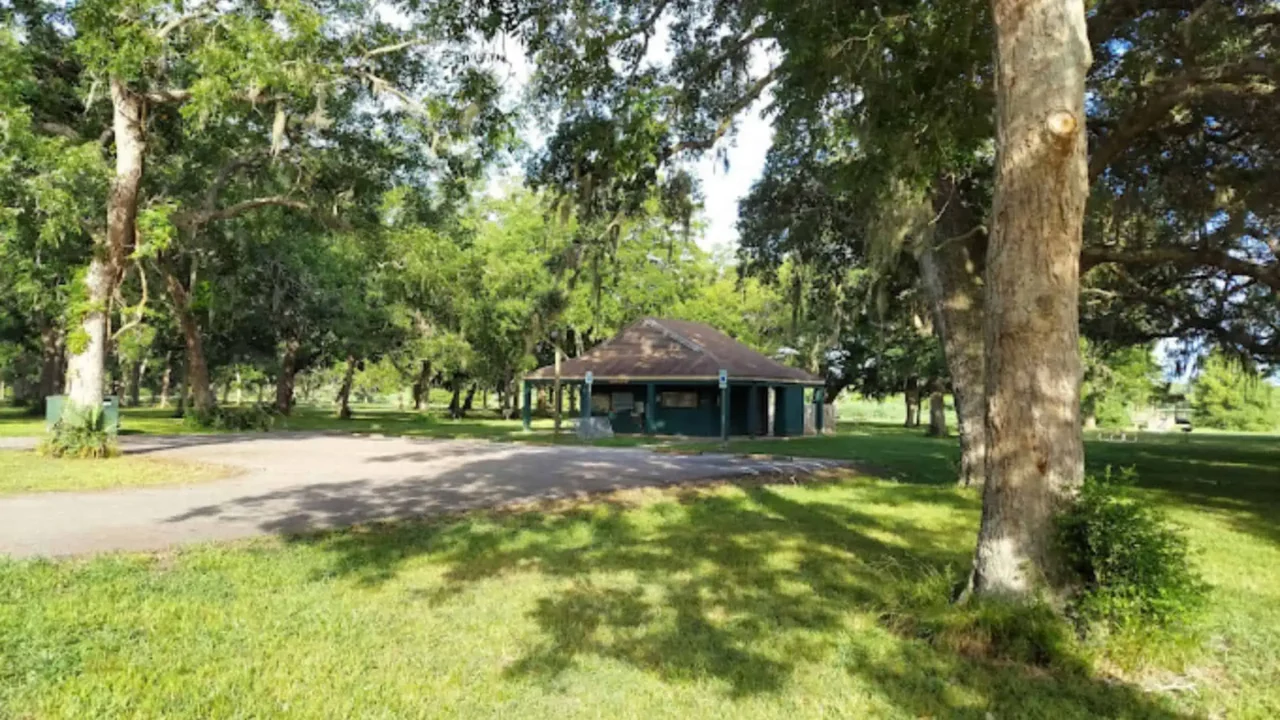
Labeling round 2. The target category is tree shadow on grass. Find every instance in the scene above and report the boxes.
[1086,433,1280,549]
[287,479,1196,716]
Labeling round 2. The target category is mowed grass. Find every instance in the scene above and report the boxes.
[1,423,1277,718]
[0,451,234,496]
[0,404,654,446]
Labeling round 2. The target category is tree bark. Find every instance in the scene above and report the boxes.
[412,360,430,410]
[159,352,172,408]
[275,339,299,415]
[175,358,188,415]
[38,326,63,401]
[973,0,1091,599]
[904,377,920,427]
[64,256,114,412]
[337,354,356,419]
[927,387,947,437]
[918,176,989,486]
[123,360,140,406]
[65,77,144,413]
[164,270,215,414]
[462,383,478,414]
[447,375,463,419]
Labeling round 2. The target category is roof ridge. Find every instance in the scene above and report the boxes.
[645,317,723,366]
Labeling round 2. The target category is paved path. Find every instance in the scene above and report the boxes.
[0,434,841,558]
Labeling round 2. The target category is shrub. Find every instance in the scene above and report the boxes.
[39,404,119,459]
[183,404,278,432]
[1058,468,1208,631]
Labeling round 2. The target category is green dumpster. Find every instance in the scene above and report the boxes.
[44,394,120,435]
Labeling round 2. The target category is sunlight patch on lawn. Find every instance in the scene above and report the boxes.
[0,451,235,495]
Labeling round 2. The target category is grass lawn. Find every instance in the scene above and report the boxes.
[1,424,1277,718]
[0,451,234,496]
[0,404,656,447]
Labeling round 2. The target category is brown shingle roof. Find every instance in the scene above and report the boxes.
[525,318,822,385]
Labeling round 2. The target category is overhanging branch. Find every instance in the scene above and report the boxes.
[669,67,779,156]
[1081,245,1280,292]
[1089,59,1280,178]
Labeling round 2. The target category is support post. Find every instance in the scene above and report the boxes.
[552,345,562,435]
[815,387,825,435]
[521,381,532,431]
[645,383,656,435]
[747,384,759,437]
[581,381,592,425]
[720,383,730,442]
[767,386,775,437]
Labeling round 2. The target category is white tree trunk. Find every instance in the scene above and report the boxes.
[65,77,145,412]
[973,0,1091,598]
[65,258,113,409]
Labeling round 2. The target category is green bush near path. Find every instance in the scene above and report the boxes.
[1,420,1277,717]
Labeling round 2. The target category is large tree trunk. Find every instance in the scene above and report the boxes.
[412,360,431,410]
[126,356,144,407]
[972,0,1090,599]
[447,375,463,419]
[462,383,478,414]
[903,377,920,427]
[65,77,144,413]
[38,326,63,401]
[64,256,114,412]
[336,355,356,420]
[175,358,188,416]
[164,270,215,414]
[927,385,947,438]
[275,339,299,415]
[159,352,172,409]
[919,177,989,486]
[506,377,520,420]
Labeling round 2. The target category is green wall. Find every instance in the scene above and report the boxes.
[566,381,812,438]
[774,386,806,437]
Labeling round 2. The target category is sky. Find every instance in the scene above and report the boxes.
[689,93,774,253]
[486,31,775,254]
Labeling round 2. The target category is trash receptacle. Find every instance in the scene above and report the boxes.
[44,394,120,434]
[44,394,65,430]
[102,395,120,435]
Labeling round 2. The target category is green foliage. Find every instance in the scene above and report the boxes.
[1058,469,1209,631]
[182,404,278,432]
[1081,342,1161,428]
[38,404,119,459]
[1192,352,1279,432]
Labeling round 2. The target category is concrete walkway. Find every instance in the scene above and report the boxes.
[0,433,842,558]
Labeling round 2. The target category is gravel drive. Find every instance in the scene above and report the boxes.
[0,433,842,558]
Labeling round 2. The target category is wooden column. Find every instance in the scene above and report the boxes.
[720,382,730,442]
[645,383,656,435]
